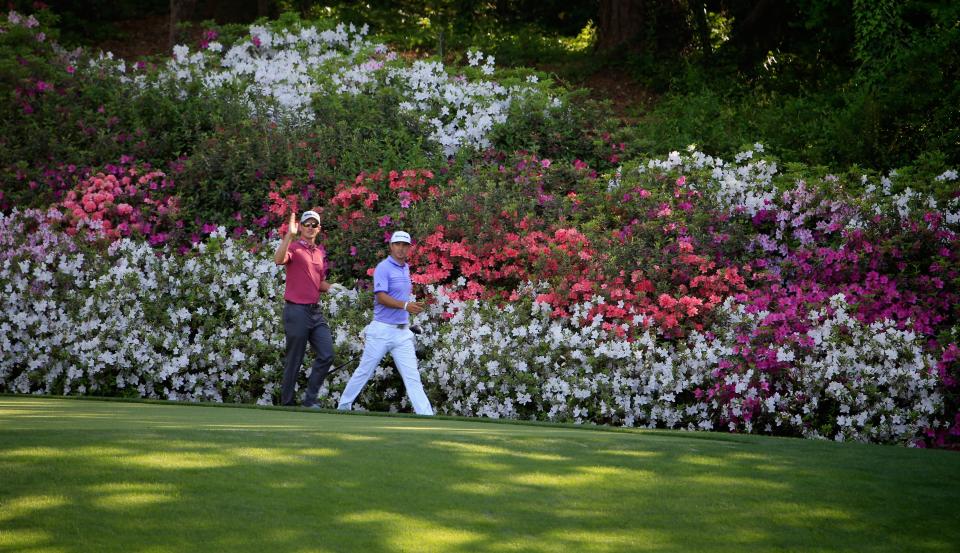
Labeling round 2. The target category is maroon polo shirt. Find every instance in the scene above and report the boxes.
[280,240,327,304]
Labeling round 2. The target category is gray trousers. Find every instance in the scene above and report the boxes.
[281,303,334,406]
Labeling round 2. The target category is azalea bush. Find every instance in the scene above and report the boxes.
[2,8,960,447]
[418,285,947,445]
[54,162,181,244]
[0,9,594,232]
[0,210,282,403]
[3,146,958,446]
[0,209,953,446]
[142,13,565,156]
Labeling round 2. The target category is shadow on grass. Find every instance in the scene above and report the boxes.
[0,397,958,553]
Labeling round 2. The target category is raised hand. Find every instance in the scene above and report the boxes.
[286,211,298,239]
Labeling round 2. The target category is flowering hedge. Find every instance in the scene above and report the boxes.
[2,9,959,447]
[2,9,615,246]
[418,284,945,444]
[0,209,948,445]
[3,147,958,447]
[152,19,552,156]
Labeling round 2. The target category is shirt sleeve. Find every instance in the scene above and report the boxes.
[280,243,295,265]
[373,262,389,294]
[318,245,328,280]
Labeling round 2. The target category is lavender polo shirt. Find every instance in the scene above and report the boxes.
[281,240,327,304]
[373,255,411,324]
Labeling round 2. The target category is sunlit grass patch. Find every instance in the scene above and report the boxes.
[0,396,958,553]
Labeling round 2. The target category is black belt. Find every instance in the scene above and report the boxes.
[286,300,320,308]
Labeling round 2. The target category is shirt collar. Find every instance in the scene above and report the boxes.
[387,255,406,268]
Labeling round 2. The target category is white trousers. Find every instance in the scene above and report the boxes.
[337,321,434,416]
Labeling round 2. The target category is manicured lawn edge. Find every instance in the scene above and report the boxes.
[0,391,881,449]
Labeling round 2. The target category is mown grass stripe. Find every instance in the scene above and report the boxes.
[1,397,957,553]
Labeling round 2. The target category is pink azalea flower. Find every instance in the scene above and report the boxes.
[658,294,677,309]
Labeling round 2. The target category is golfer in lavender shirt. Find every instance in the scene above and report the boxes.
[337,231,434,415]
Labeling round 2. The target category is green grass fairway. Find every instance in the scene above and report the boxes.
[1,397,958,552]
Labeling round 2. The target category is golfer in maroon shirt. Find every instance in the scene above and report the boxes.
[274,210,334,408]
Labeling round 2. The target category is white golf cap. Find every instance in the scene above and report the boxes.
[389,230,411,243]
[300,210,320,224]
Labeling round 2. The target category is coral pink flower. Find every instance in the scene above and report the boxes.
[658,294,677,309]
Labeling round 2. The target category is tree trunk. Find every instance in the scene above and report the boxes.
[596,0,692,57]
[169,0,197,50]
[691,0,711,61]
[596,0,645,53]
